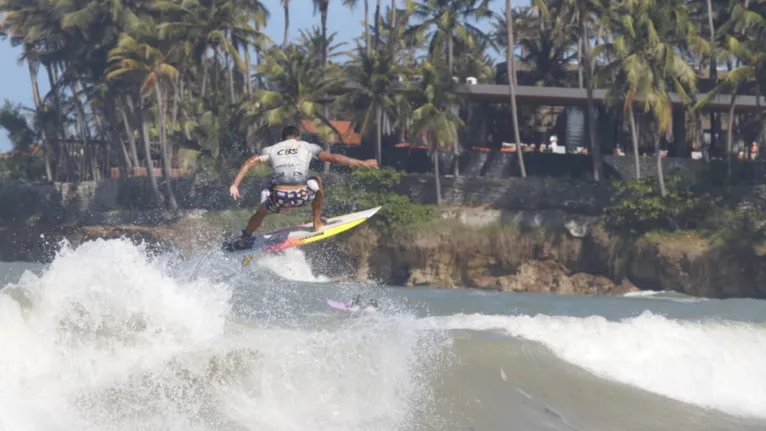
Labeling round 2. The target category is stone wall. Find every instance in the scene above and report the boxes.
[5,148,766,225]
[0,173,614,224]
[397,176,610,215]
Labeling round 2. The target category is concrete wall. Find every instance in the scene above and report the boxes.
[342,147,766,185]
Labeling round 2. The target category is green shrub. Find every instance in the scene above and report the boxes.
[325,167,436,232]
[604,171,719,235]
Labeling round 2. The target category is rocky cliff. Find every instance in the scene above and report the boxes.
[3,207,765,299]
[302,209,766,299]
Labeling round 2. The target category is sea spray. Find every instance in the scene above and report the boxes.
[0,238,449,431]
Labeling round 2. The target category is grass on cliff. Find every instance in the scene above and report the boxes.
[603,169,766,274]
[323,167,437,233]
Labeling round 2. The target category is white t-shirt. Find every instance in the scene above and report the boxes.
[260,139,323,185]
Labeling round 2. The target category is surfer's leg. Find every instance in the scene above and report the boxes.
[308,176,325,231]
[239,203,269,247]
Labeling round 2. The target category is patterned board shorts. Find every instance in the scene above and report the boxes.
[264,185,316,213]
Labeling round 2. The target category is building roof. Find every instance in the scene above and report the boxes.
[300,120,362,146]
[0,144,42,159]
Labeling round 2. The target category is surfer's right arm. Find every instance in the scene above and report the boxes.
[316,151,378,168]
[229,154,270,199]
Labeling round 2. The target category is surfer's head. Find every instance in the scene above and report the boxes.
[281,126,300,140]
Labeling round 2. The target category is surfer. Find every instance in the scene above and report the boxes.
[228,125,378,249]
[348,295,378,312]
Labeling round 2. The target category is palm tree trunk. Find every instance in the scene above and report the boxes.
[26,54,53,181]
[654,134,666,196]
[201,53,209,97]
[447,35,459,176]
[433,137,443,207]
[283,0,290,48]
[376,104,382,165]
[170,76,182,137]
[375,0,381,48]
[628,103,640,179]
[577,36,584,89]
[391,0,396,23]
[72,82,96,181]
[227,50,236,102]
[244,49,252,96]
[365,0,370,53]
[116,128,132,176]
[320,5,332,174]
[155,86,178,211]
[447,32,454,79]
[104,102,132,178]
[727,92,737,181]
[213,50,220,109]
[580,17,601,182]
[138,96,165,207]
[506,0,526,178]
[706,0,718,156]
[46,63,69,181]
[122,96,141,173]
[757,81,764,150]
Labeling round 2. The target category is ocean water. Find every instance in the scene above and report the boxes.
[1,238,766,431]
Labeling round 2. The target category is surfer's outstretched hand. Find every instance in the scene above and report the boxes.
[362,159,379,168]
[229,185,240,200]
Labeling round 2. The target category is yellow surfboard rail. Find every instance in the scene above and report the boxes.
[239,206,382,266]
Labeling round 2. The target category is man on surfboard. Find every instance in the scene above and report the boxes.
[228,125,378,249]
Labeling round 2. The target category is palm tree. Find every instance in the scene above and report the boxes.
[311,0,357,172]
[501,1,548,179]
[408,60,464,206]
[405,0,492,174]
[495,3,576,88]
[107,32,180,210]
[557,0,605,182]
[344,42,409,166]
[597,0,698,196]
[156,0,264,105]
[281,0,290,47]
[504,0,525,178]
[343,6,410,166]
[244,45,345,141]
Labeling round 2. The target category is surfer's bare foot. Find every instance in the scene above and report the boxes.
[313,217,327,232]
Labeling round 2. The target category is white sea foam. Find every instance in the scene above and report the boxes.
[255,247,329,282]
[0,238,446,431]
[425,311,766,419]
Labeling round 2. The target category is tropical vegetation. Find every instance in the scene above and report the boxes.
[1,0,765,211]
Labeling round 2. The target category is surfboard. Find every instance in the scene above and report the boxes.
[221,206,382,266]
[327,299,378,313]
[327,299,350,311]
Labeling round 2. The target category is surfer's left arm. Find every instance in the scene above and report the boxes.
[229,154,268,199]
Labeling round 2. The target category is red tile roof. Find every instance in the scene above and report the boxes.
[300,120,362,146]
[0,144,42,159]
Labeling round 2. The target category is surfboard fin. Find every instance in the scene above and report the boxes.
[241,255,253,266]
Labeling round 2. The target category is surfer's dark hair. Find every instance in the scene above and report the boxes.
[281,126,300,140]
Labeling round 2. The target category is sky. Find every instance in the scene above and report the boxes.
[0,0,503,151]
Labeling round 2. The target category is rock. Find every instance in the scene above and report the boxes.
[506,260,574,294]
[495,275,517,291]
[472,275,502,290]
[612,278,641,295]
[565,219,590,238]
